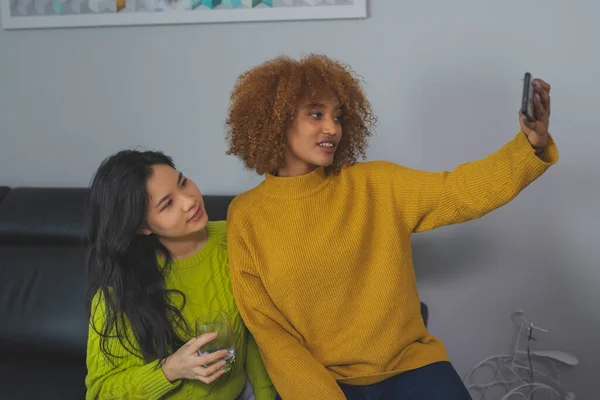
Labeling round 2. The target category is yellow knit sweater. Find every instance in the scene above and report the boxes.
[227,132,558,399]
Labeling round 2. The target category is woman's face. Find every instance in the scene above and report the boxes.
[142,164,208,240]
[279,93,343,177]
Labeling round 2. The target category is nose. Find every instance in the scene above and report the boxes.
[322,115,338,136]
[181,193,196,212]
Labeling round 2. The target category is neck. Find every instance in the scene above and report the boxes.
[263,165,329,199]
[277,162,318,177]
[159,228,209,259]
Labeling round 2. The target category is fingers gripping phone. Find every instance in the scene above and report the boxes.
[521,72,536,122]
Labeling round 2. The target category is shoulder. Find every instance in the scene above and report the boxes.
[207,219,227,234]
[89,288,110,324]
[337,160,412,181]
[207,220,228,249]
[227,186,264,223]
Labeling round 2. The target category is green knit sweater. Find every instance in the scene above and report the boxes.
[85,221,276,400]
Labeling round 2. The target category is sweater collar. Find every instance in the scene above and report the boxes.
[261,166,330,198]
[159,221,219,270]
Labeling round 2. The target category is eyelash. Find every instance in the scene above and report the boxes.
[161,177,188,211]
[309,112,343,121]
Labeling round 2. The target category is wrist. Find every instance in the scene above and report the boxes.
[161,356,179,383]
[523,131,548,155]
[534,146,545,155]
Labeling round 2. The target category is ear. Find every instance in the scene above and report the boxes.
[137,226,152,236]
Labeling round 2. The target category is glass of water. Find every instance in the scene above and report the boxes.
[195,311,236,372]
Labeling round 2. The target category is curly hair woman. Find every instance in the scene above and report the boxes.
[225,53,558,400]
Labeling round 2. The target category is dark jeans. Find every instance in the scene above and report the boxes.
[275,361,472,400]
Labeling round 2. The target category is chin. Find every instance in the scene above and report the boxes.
[308,154,334,166]
[319,157,335,167]
[188,217,209,233]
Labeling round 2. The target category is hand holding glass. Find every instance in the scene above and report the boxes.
[195,311,236,372]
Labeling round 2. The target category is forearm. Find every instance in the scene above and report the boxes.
[86,292,179,400]
[407,131,558,232]
[230,268,344,398]
[248,317,345,400]
[85,358,178,400]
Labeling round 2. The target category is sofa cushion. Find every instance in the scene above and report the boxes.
[0,245,87,356]
[0,354,85,400]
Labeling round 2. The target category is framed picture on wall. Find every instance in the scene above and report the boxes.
[1,0,367,30]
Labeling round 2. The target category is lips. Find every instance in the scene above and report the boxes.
[188,206,203,222]
[317,140,337,153]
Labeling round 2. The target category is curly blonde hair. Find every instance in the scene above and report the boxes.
[225,53,377,175]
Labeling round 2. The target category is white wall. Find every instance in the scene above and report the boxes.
[1,0,598,397]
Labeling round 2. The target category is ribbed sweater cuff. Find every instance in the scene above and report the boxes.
[139,361,181,399]
[515,130,559,167]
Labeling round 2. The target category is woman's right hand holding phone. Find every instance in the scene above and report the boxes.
[161,333,229,384]
[520,78,551,154]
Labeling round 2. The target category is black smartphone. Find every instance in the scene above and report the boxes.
[521,72,536,122]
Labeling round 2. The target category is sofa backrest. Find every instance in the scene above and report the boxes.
[0,186,430,362]
[0,187,10,203]
[0,187,234,358]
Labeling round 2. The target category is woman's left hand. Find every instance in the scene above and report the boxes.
[519,78,551,152]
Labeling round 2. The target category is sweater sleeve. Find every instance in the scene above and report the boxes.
[227,211,346,400]
[381,131,559,232]
[245,333,277,400]
[85,292,180,400]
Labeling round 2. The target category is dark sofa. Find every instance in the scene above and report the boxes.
[0,186,428,400]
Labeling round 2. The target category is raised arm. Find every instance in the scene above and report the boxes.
[390,78,557,232]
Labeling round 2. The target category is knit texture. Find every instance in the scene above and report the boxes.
[85,221,275,400]
[227,132,559,399]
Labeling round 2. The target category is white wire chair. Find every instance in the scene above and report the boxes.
[463,310,578,400]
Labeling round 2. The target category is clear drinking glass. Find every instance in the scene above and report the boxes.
[195,311,236,372]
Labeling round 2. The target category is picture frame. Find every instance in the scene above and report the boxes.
[1,0,368,30]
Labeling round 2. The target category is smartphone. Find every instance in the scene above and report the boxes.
[521,72,536,122]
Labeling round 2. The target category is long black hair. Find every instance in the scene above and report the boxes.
[85,150,187,363]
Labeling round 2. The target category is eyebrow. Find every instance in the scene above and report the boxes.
[305,103,344,110]
[155,172,183,209]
